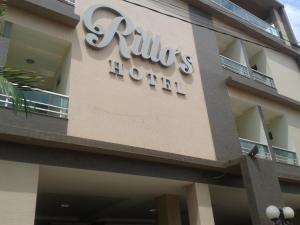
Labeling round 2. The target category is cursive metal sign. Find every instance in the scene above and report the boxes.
[83,4,194,75]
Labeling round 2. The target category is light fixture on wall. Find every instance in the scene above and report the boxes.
[149,209,157,213]
[60,203,70,208]
[25,58,35,64]
[248,145,259,158]
[266,205,295,225]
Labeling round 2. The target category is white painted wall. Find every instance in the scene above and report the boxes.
[55,48,71,95]
[0,160,39,225]
[250,51,267,74]
[222,39,247,65]
[236,107,268,144]
[268,116,290,149]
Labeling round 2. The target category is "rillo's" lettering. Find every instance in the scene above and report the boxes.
[83,4,194,75]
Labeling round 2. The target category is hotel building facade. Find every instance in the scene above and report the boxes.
[1,0,300,225]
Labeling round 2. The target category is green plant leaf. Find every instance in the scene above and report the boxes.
[0,66,45,116]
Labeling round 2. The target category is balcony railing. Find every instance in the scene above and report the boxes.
[251,69,276,88]
[239,138,272,160]
[59,0,75,6]
[210,0,280,38]
[273,146,299,166]
[220,55,276,89]
[0,87,69,119]
[220,55,249,78]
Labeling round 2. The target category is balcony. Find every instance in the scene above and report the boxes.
[273,146,299,166]
[220,55,276,89]
[220,55,249,78]
[239,138,272,160]
[0,86,69,119]
[7,0,79,27]
[210,0,280,38]
[252,69,276,88]
[238,139,299,165]
[0,22,72,119]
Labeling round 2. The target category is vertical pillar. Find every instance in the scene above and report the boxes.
[297,56,300,72]
[0,160,39,225]
[240,41,254,79]
[157,195,182,225]
[189,5,241,161]
[294,210,300,225]
[278,7,298,47]
[271,8,291,46]
[186,183,215,225]
[0,21,12,66]
[257,106,277,162]
[241,157,284,225]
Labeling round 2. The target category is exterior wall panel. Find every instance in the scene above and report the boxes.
[266,48,300,102]
[0,161,39,225]
[66,0,216,159]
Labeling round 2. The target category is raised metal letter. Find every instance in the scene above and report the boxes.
[161,77,172,91]
[147,73,157,86]
[83,5,134,59]
[109,60,124,77]
[129,68,142,81]
[175,81,186,95]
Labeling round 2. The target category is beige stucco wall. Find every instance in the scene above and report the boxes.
[0,160,39,225]
[265,48,300,102]
[68,0,215,159]
[3,0,216,160]
[186,183,215,225]
[228,87,300,155]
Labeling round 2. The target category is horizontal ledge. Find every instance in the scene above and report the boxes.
[225,71,300,112]
[7,0,80,27]
[0,123,237,172]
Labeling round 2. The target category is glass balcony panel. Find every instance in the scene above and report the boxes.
[58,0,75,6]
[0,87,69,119]
[273,146,299,166]
[239,138,271,160]
[251,69,276,88]
[220,55,250,77]
[210,0,280,37]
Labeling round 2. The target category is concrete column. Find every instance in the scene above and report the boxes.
[0,21,12,66]
[0,160,39,225]
[257,106,277,162]
[278,7,298,47]
[157,195,182,225]
[186,183,215,225]
[297,56,300,72]
[240,41,254,79]
[294,210,300,225]
[271,7,290,46]
[241,157,284,225]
